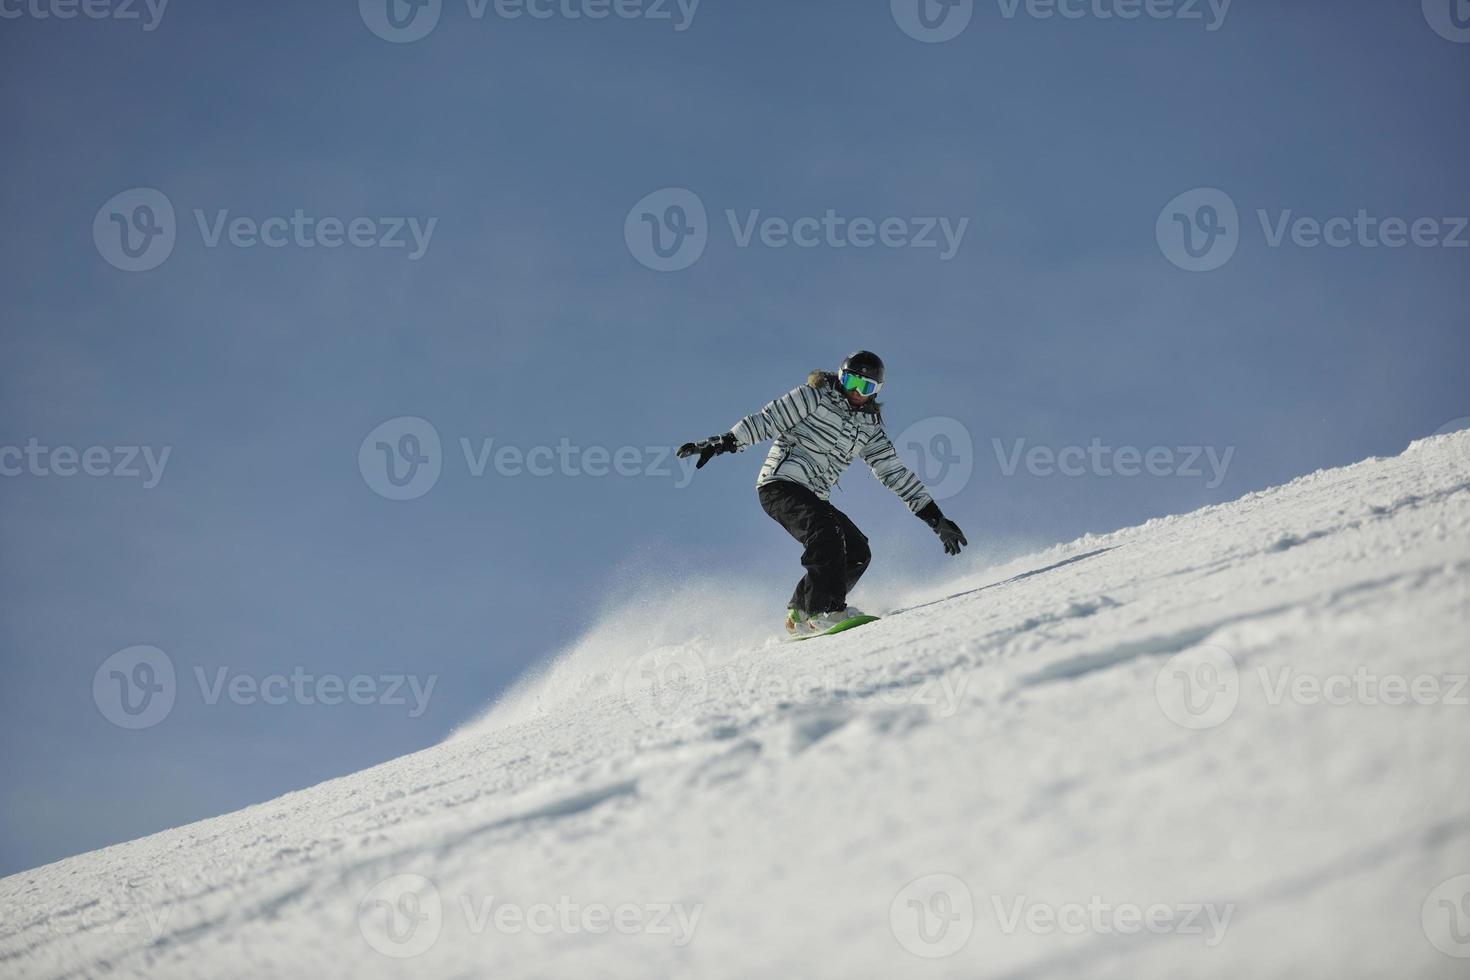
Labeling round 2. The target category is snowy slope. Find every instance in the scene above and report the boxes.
[3,433,1468,979]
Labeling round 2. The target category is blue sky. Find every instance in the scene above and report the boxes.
[0,0,1466,875]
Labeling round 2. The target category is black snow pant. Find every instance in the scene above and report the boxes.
[758,479,871,615]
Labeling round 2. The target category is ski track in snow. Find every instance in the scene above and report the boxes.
[3,433,1469,979]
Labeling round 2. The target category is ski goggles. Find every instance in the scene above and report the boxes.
[838,369,882,397]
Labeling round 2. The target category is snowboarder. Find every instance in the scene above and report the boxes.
[678,351,968,636]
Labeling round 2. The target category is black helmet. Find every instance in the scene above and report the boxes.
[840,350,885,384]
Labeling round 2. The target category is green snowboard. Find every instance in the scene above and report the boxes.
[791,614,882,641]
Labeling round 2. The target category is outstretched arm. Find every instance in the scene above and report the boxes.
[730,385,820,449]
[677,384,820,470]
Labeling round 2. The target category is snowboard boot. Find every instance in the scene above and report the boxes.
[785,607,814,636]
[804,606,868,633]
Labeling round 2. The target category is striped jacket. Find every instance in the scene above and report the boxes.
[729,371,934,514]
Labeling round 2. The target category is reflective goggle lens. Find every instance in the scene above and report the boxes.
[840,371,880,396]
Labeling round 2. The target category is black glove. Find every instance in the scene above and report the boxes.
[917,501,967,556]
[677,432,737,470]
